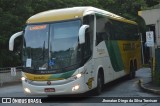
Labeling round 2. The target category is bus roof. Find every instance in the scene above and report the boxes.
[27,6,137,25]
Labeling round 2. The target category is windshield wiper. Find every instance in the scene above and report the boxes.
[35,41,45,61]
[42,41,45,61]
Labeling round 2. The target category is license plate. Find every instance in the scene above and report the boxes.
[44,88,55,92]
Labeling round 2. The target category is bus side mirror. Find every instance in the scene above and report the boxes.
[78,25,89,44]
[9,31,23,51]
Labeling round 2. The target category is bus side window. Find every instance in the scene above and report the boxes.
[96,32,106,45]
[105,21,114,40]
[96,14,110,45]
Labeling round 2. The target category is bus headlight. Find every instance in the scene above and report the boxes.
[73,73,82,80]
[75,73,82,79]
[21,77,26,81]
[68,73,82,81]
[24,88,31,93]
[21,77,32,83]
[72,85,80,91]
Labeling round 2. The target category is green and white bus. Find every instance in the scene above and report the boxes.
[9,7,141,96]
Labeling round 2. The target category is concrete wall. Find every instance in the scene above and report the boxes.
[139,8,160,85]
[139,8,160,25]
[139,8,160,46]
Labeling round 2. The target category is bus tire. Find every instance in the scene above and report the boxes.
[133,61,137,78]
[132,68,135,79]
[129,63,135,79]
[94,71,103,96]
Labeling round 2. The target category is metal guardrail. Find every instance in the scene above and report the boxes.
[0,66,22,86]
[0,66,23,73]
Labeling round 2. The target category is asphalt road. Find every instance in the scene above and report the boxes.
[0,68,159,106]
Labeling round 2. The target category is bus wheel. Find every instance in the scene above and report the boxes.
[94,72,103,96]
[133,62,137,78]
[129,63,135,79]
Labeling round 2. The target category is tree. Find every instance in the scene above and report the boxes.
[145,0,160,7]
[0,0,159,67]
[0,0,34,67]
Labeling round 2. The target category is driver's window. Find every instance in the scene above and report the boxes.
[82,15,94,60]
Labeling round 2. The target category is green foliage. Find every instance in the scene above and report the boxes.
[145,0,160,7]
[0,0,159,67]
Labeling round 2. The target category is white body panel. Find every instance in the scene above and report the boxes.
[91,41,126,88]
[22,75,89,95]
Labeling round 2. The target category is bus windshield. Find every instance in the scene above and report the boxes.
[23,20,82,74]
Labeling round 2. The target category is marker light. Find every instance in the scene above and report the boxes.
[24,88,31,93]
[21,77,26,81]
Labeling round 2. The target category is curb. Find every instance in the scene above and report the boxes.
[138,79,160,95]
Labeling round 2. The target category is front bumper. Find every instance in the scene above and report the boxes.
[22,76,89,96]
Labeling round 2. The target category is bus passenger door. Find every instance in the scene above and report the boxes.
[82,14,95,90]
[84,59,95,90]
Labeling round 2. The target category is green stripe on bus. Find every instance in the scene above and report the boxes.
[106,41,124,72]
[48,70,76,80]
